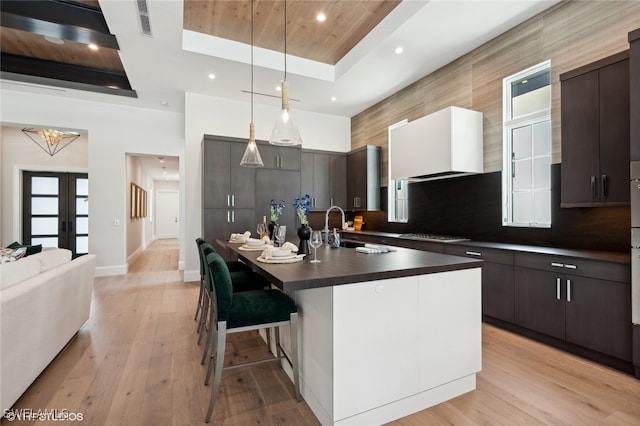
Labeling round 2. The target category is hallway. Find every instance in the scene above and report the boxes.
[128,238,179,273]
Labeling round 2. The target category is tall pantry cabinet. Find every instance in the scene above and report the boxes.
[202,136,256,258]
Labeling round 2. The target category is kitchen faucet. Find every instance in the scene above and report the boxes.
[323,206,345,240]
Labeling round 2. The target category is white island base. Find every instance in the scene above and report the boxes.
[290,267,482,425]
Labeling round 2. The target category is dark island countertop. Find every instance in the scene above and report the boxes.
[219,240,482,294]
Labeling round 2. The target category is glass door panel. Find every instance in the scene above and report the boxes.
[23,171,88,257]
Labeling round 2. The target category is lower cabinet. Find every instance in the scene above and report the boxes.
[514,254,632,362]
[444,245,515,323]
[331,268,481,422]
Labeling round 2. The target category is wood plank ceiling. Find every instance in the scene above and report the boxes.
[0,0,399,96]
[184,0,401,65]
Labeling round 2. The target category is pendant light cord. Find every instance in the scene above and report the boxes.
[284,0,287,80]
[251,0,254,122]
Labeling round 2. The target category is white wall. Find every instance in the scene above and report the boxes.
[1,89,183,276]
[1,126,89,246]
[1,89,350,280]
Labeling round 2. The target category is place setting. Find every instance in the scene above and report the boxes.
[256,244,305,264]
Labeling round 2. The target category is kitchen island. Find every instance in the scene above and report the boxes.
[219,240,483,425]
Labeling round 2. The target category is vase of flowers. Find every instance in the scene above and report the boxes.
[269,199,286,241]
[293,195,312,256]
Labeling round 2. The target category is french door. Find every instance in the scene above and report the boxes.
[22,171,89,257]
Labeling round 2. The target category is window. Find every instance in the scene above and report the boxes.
[502,61,551,227]
[388,120,408,223]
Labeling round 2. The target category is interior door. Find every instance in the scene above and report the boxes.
[156,190,179,238]
[22,171,89,257]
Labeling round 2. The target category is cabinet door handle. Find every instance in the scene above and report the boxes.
[601,175,608,199]
[227,194,231,207]
[556,278,561,300]
[591,176,598,199]
[465,251,482,257]
[330,197,334,207]
[567,279,572,302]
[231,194,235,207]
[227,211,230,223]
[231,211,235,223]
[551,262,564,268]
[564,264,576,269]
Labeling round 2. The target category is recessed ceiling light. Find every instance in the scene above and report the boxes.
[208,73,216,80]
[43,35,64,45]
[160,100,168,106]
[394,46,404,55]
[88,43,98,51]
[522,79,529,84]
[316,12,326,22]
[331,96,337,101]
[276,86,282,92]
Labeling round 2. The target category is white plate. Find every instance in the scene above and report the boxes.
[245,238,265,247]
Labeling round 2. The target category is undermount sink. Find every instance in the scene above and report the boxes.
[339,240,365,248]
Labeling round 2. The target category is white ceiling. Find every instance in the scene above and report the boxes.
[1,0,560,181]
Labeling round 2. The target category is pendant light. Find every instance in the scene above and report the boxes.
[269,0,302,146]
[240,0,264,167]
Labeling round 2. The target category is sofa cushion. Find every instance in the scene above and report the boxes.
[30,248,72,272]
[0,256,41,291]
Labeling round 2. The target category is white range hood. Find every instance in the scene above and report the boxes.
[390,106,483,181]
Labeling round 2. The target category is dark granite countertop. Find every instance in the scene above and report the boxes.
[220,240,482,294]
[340,230,631,265]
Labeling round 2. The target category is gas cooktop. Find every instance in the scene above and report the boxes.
[399,233,470,243]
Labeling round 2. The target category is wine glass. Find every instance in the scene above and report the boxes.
[310,230,323,263]
[276,225,286,247]
[256,223,266,239]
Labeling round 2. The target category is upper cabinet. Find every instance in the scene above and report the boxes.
[301,150,347,211]
[560,51,630,207]
[347,145,380,211]
[259,144,301,170]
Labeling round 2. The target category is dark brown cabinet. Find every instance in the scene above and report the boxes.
[259,144,301,170]
[301,150,346,211]
[560,51,630,207]
[444,245,515,323]
[346,145,380,211]
[202,137,303,259]
[514,253,632,362]
[203,137,257,258]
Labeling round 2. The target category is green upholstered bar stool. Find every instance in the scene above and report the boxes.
[195,239,268,346]
[195,238,253,325]
[203,251,300,423]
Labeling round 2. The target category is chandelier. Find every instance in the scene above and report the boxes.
[22,128,80,156]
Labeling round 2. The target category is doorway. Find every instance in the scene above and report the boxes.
[22,171,89,257]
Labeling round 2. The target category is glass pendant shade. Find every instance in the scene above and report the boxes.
[240,0,263,168]
[269,80,302,146]
[240,122,264,167]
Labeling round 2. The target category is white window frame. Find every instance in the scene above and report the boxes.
[502,60,552,228]
[388,119,408,223]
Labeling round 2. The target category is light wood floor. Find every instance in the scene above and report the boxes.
[7,239,640,425]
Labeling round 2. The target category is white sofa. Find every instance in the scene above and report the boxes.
[0,249,96,412]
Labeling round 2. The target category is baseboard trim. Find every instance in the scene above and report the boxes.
[95,265,127,277]
[183,269,200,283]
